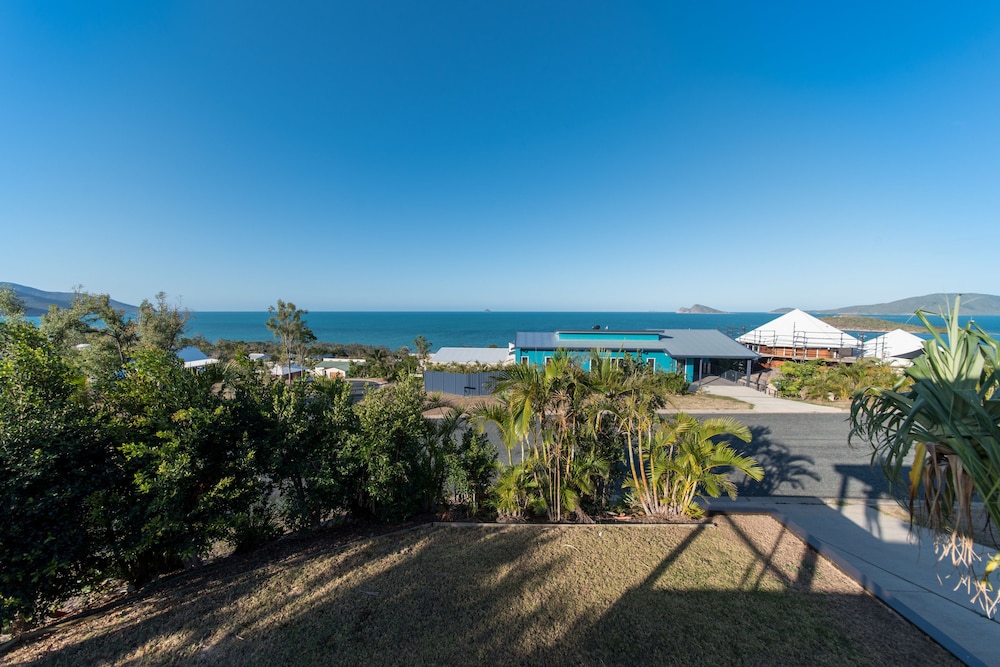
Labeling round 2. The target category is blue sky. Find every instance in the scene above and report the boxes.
[3,2,999,312]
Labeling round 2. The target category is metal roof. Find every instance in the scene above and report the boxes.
[431,347,512,365]
[515,329,757,360]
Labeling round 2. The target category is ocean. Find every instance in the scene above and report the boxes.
[182,311,1000,351]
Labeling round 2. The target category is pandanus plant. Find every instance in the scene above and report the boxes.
[850,297,1000,616]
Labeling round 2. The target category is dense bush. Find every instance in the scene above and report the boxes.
[0,319,112,628]
[0,292,472,633]
[774,359,899,400]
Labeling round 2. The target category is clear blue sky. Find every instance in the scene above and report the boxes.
[3,2,999,312]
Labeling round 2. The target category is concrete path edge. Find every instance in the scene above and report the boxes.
[715,505,985,667]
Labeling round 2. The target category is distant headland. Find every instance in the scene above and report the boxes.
[0,282,138,316]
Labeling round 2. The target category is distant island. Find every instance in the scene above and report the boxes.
[676,304,727,314]
[1,282,137,317]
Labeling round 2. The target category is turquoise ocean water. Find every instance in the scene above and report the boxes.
[182,311,1000,351]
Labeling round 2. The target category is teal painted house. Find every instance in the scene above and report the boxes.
[513,329,758,382]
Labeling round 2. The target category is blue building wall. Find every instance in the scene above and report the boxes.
[513,348,684,377]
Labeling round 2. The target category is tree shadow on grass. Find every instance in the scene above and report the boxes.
[11,519,961,666]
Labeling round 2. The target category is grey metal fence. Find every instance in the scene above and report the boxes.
[423,371,500,397]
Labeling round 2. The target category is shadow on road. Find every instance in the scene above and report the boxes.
[730,425,820,496]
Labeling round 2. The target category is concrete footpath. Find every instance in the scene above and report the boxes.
[695,380,847,413]
[706,497,1000,666]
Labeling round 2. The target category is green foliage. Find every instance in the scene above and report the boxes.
[347,376,433,520]
[645,414,762,518]
[443,423,498,516]
[350,346,418,381]
[1,313,489,631]
[851,297,1000,616]
[660,371,690,395]
[263,376,357,530]
[0,319,110,628]
[0,287,26,318]
[413,335,432,366]
[776,358,899,400]
[97,350,270,584]
[136,292,188,352]
[484,350,693,521]
[266,300,316,367]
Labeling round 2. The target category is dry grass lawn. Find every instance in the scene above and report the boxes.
[3,515,959,666]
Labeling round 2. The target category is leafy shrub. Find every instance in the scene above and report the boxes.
[0,320,111,629]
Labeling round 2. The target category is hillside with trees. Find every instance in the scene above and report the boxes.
[824,293,1000,315]
[0,282,137,317]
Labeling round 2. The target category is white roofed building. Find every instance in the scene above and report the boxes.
[176,346,219,370]
[862,329,925,366]
[429,346,513,366]
[737,310,861,367]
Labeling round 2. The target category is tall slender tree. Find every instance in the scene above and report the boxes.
[266,300,316,369]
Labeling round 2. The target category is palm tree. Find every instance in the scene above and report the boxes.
[652,414,762,518]
[469,398,521,466]
[489,351,598,520]
[851,297,1000,616]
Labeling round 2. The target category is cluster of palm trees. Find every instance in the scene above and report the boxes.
[471,351,763,522]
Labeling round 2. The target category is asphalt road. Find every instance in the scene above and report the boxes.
[689,413,898,500]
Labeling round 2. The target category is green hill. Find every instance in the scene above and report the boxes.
[1,282,137,317]
[824,293,1000,316]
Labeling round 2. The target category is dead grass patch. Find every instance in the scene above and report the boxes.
[3,516,958,666]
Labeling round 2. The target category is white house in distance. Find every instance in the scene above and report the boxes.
[862,329,925,366]
[176,346,219,370]
[737,309,861,367]
[313,358,362,378]
[271,363,307,381]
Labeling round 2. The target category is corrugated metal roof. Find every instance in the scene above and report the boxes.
[515,329,757,359]
[431,347,512,365]
[176,346,208,363]
[658,329,760,359]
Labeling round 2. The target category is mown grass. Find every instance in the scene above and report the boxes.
[6,516,959,666]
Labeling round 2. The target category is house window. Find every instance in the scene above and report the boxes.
[521,356,529,365]
[647,358,656,371]
[544,356,552,366]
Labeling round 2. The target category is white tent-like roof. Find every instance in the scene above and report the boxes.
[862,329,925,365]
[737,309,860,349]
